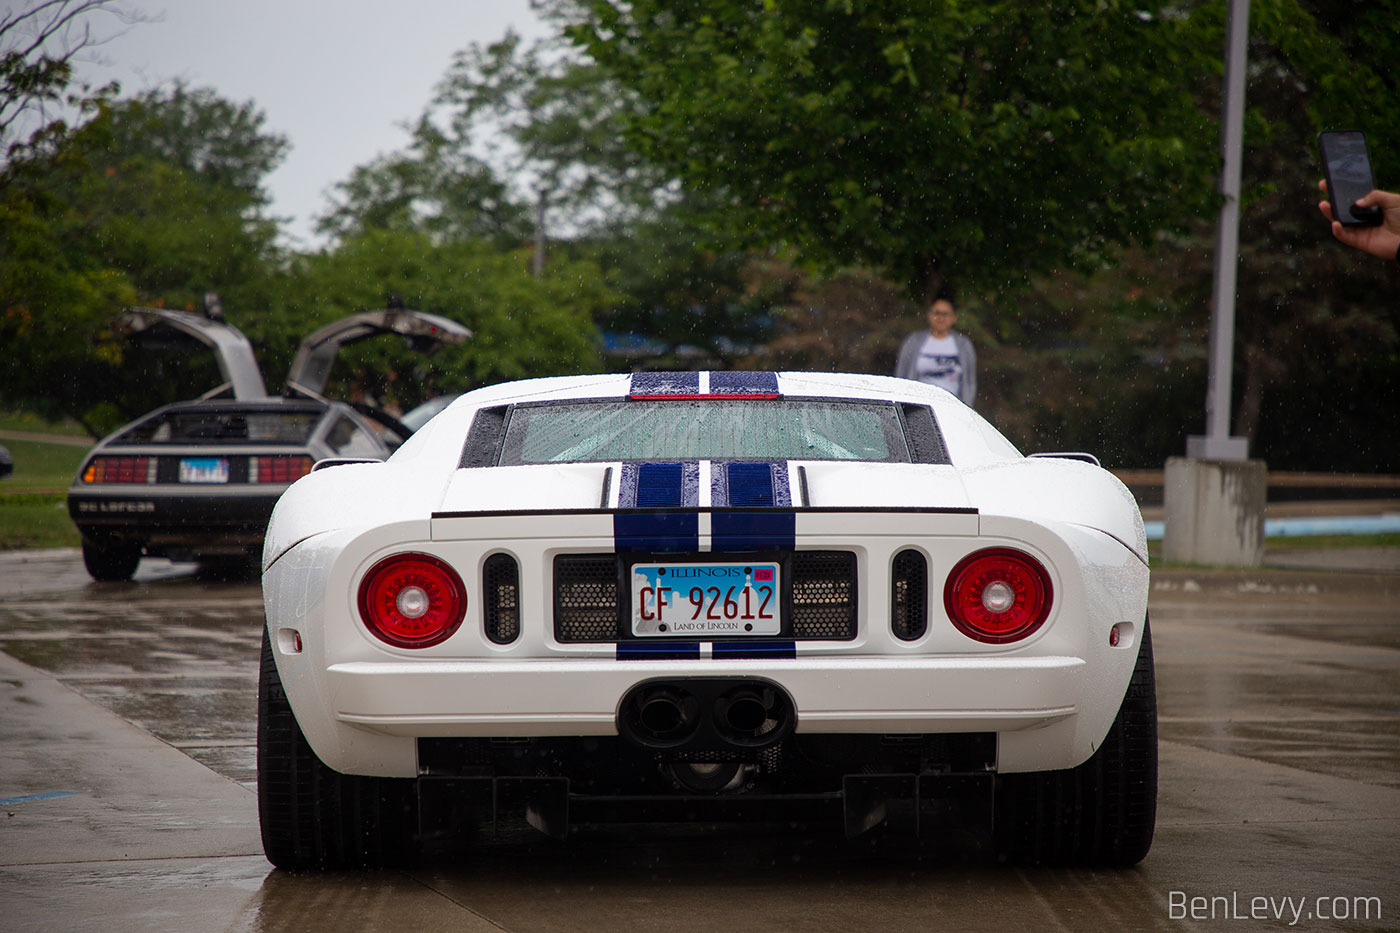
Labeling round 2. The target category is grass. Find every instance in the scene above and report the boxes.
[0,497,82,549]
[0,411,91,437]
[0,436,91,549]
[0,438,91,493]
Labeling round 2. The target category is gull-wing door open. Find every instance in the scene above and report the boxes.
[283,307,472,398]
[115,307,269,400]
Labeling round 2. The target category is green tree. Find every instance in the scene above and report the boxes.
[566,0,1222,300]
[948,0,1400,469]
[579,208,782,367]
[0,84,289,434]
[265,231,612,408]
[0,147,134,433]
[72,86,287,307]
[316,115,529,246]
[562,0,1399,470]
[101,83,288,205]
[1206,0,1399,468]
[431,31,669,233]
[322,29,781,365]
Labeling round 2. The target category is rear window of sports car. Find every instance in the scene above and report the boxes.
[495,399,916,464]
[114,405,322,445]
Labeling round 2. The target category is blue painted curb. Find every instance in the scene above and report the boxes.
[1144,514,1400,542]
[0,791,78,806]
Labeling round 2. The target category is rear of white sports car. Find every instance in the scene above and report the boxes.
[259,372,1154,870]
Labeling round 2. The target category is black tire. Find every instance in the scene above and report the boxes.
[994,618,1157,867]
[82,539,141,582]
[257,628,417,870]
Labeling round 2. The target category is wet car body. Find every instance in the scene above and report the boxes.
[68,306,469,580]
[258,371,1155,869]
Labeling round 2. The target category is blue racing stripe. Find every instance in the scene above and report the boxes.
[615,512,700,552]
[617,641,701,660]
[637,462,684,507]
[618,461,701,508]
[711,461,791,508]
[629,371,701,396]
[725,461,775,507]
[615,461,701,551]
[712,510,796,552]
[709,371,779,396]
[713,640,796,659]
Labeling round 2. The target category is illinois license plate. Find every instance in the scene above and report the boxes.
[630,561,780,637]
[178,457,230,483]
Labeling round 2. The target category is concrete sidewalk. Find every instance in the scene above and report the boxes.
[0,650,267,932]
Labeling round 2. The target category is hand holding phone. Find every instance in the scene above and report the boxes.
[1317,180,1400,261]
[1318,130,1383,227]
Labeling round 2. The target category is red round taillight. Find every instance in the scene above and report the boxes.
[357,553,466,648]
[943,548,1052,644]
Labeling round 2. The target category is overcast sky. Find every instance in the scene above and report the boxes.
[65,0,549,248]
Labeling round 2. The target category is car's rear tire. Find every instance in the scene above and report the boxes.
[81,539,141,582]
[994,618,1157,867]
[257,628,416,870]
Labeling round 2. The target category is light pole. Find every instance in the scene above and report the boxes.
[1164,0,1266,567]
[1189,0,1251,462]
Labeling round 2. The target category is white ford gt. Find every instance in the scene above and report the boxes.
[258,371,1155,869]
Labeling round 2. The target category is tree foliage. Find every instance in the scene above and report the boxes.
[316,115,529,245]
[4,0,1397,475]
[3,38,616,435]
[559,0,1399,467]
[1,0,137,149]
[950,0,1400,469]
[566,0,1222,300]
[0,84,288,433]
[265,232,610,407]
[431,31,669,233]
[1208,0,1399,468]
[320,30,781,366]
[101,83,289,204]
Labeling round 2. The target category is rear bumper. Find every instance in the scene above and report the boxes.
[68,488,280,551]
[296,653,1091,779]
[328,655,1082,736]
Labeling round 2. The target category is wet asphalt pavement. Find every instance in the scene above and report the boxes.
[1,548,1397,932]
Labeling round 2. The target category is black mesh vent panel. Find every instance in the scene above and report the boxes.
[891,549,928,641]
[554,555,619,642]
[483,553,521,644]
[790,551,857,639]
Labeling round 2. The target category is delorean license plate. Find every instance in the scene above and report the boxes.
[630,561,780,637]
[178,457,230,484]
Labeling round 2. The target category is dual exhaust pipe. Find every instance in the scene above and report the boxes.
[619,678,795,751]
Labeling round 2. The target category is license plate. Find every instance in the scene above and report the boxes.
[178,457,230,484]
[630,561,781,637]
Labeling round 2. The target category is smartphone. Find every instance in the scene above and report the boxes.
[1319,130,1383,227]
